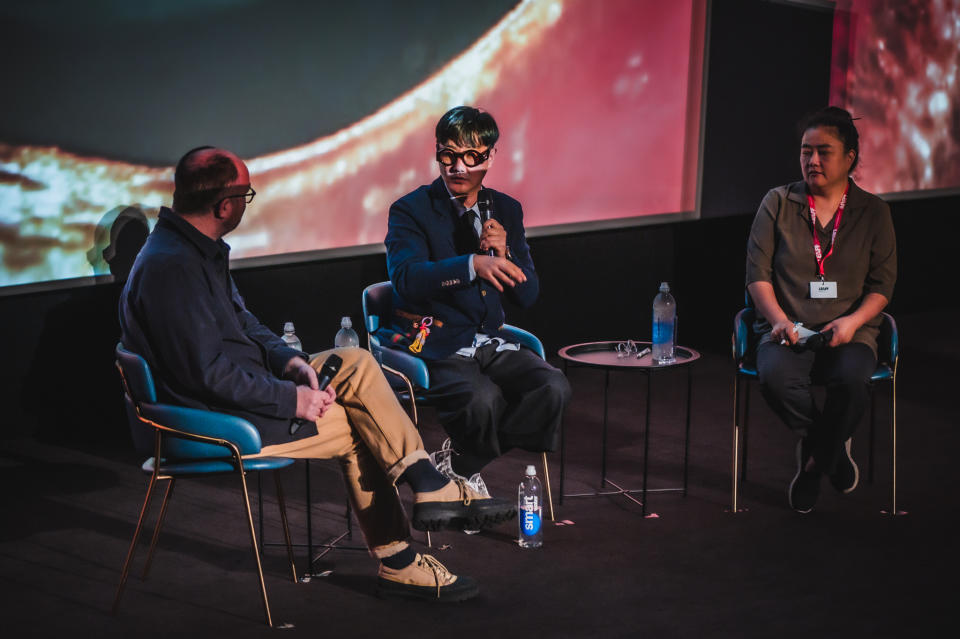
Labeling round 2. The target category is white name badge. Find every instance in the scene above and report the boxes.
[810,281,838,298]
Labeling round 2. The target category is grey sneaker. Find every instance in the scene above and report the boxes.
[429,438,458,479]
[430,439,492,534]
[461,473,490,534]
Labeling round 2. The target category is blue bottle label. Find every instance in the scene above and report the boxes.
[653,320,673,345]
[521,509,541,536]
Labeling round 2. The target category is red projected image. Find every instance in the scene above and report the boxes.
[830,0,960,195]
[0,0,705,290]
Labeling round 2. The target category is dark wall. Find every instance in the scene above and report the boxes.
[700,0,834,218]
[3,0,954,444]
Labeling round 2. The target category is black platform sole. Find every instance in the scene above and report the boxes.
[411,500,517,532]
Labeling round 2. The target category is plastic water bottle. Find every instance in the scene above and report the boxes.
[334,316,360,347]
[518,465,543,548]
[281,321,303,352]
[652,282,677,364]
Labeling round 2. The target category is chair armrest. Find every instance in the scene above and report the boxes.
[502,324,545,359]
[138,402,263,458]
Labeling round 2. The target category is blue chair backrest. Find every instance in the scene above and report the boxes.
[116,342,157,404]
[732,307,756,363]
[116,343,160,453]
[362,281,393,335]
[879,312,898,366]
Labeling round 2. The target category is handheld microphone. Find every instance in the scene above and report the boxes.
[315,353,342,391]
[804,329,834,352]
[477,190,495,256]
[290,353,343,434]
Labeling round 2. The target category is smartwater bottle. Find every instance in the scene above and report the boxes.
[518,465,543,548]
[334,316,360,347]
[652,282,677,364]
[281,321,303,352]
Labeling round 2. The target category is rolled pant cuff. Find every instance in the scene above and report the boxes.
[385,449,430,485]
[370,539,410,560]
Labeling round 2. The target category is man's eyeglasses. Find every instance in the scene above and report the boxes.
[436,147,491,168]
[216,187,256,206]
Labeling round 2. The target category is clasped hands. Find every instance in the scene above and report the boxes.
[284,356,337,421]
[771,315,857,348]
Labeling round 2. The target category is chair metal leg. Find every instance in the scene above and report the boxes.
[541,452,555,522]
[868,383,877,484]
[741,379,751,482]
[113,470,161,614]
[387,368,432,547]
[257,472,265,554]
[730,374,743,513]
[142,477,175,579]
[560,359,568,506]
[274,472,298,584]
[892,372,898,513]
[885,366,905,516]
[236,464,275,627]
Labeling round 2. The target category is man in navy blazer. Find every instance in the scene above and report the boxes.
[383,106,571,499]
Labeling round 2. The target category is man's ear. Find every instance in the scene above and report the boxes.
[212,199,226,219]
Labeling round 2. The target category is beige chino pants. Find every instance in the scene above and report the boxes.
[252,347,427,558]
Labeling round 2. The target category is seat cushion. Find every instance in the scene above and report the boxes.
[871,363,893,381]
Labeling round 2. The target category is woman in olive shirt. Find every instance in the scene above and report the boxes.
[745,107,897,513]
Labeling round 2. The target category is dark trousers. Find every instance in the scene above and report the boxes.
[756,340,876,474]
[426,344,572,472]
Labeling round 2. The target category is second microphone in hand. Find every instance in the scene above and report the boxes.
[477,189,495,257]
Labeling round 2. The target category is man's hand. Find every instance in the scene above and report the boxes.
[295,385,337,421]
[284,356,318,389]
[771,319,799,345]
[822,315,858,347]
[473,255,527,292]
[479,219,508,258]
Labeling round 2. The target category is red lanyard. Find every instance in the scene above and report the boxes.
[806,183,848,280]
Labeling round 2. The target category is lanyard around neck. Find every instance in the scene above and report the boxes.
[806,183,849,280]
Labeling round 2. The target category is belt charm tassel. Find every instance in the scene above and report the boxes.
[408,316,433,353]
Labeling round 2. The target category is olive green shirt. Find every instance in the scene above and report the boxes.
[745,179,897,354]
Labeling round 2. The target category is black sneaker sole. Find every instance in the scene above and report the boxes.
[376,576,479,602]
[411,500,517,532]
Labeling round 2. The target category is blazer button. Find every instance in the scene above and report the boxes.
[481,290,487,296]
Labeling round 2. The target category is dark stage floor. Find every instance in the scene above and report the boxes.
[1,310,956,638]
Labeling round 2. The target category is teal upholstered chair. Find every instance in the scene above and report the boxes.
[361,281,555,522]
[113,343,298,627]
[730,310,900,514]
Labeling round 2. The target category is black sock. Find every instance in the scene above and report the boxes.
[398,459,449,493]
[380,545,417,570]
[450,451,493,478]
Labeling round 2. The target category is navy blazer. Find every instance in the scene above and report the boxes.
[119,208,310,447]
[383,178,539,360]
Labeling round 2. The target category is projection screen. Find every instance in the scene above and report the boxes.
[0,0,708,292]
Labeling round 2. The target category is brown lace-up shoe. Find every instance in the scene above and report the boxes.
[377,553,479,602]
[412,477,516,532]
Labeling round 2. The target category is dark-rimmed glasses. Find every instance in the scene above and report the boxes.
[436,147,491,167]
[216,187,256,206]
